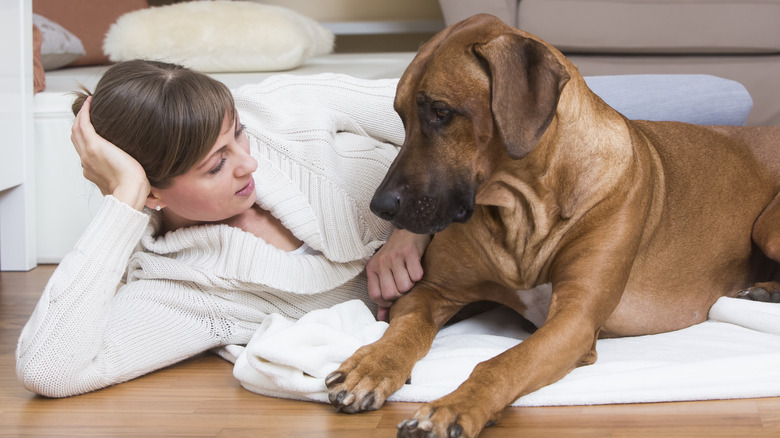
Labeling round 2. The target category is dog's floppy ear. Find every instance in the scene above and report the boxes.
[473,34,570,159]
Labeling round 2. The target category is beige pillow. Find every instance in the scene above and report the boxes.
[103,1,334,72]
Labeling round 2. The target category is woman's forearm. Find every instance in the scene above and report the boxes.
[16,196,150,396]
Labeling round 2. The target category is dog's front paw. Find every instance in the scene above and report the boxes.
[325,343,412,414]
[396,401,499,438]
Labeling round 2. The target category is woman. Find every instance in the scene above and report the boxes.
[16,60,430,398]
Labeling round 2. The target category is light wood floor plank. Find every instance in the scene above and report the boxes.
[2,265,779,437]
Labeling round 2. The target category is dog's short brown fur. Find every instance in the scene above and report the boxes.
[326,14,780,438]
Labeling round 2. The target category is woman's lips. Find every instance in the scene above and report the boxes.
[236,177,255,197]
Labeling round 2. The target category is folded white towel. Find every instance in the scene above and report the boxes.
[233,300,387,402]
[709,296,780,335]
[233,297,780,406]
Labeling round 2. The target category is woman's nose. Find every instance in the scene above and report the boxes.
[235,147,258,176]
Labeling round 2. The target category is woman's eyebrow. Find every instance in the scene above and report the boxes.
[194,145,228,171]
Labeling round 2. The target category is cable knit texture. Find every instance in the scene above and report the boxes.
[16,74,403,398]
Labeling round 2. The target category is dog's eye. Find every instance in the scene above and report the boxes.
[431,104,451,121]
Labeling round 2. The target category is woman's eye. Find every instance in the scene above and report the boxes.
[235,123,246,139]
[209,158,226,174]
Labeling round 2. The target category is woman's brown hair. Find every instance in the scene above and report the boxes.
[72,60,235,188]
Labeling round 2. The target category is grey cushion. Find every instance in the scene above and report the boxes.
[585,74,752,125]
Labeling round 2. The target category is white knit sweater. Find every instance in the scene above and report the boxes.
[16,74,404,398]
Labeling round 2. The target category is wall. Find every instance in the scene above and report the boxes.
[254,0,442,22]
[148,0,442,21]
[147,0,444,52]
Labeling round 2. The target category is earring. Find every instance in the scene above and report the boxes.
[155,205,162,211]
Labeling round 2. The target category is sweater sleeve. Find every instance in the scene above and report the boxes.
[15,196,225,397]
[233,73,405,146]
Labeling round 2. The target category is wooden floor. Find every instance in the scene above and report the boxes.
[2,265,780,437]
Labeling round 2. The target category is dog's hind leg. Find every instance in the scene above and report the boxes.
[744,191,780,302]
[738,282,780,302]
[753,191,780,262]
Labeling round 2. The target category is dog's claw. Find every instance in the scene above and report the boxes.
[419,420,433,431]
[329,388,376,413]
[398,418,436,438]
[448,423,463,438]
[329,389,346,407]
[359,392,375,411]
[325,372,344,388]
[341,393,356,408]
[398,419,418,430]
[329,389,362,412]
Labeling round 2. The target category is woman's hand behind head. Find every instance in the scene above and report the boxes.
[71,97,151,211]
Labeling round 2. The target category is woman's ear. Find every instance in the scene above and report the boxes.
[145,190,166,211]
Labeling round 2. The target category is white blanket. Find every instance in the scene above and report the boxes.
[230,297,780,406]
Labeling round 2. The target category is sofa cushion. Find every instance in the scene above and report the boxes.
[585,74,752,125]
[517,0,780,55]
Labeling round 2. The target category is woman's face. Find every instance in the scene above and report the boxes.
[151,111,258,226]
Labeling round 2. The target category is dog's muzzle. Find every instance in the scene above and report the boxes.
[370,187,474,234]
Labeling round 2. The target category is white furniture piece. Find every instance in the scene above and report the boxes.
[0,0,36,271]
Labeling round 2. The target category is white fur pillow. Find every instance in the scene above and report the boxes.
[103,1,334,72]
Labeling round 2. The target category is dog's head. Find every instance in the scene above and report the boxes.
[371,14,570,234]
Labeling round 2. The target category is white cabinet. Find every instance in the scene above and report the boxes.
[0,0,36,271]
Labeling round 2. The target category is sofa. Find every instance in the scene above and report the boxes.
[437,0,780,126]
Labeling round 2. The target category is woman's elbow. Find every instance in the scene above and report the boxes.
[16,358,91,398]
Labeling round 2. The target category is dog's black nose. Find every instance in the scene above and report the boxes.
[370,190,401,221]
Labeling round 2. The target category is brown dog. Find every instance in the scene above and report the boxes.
[326,14,780,438]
